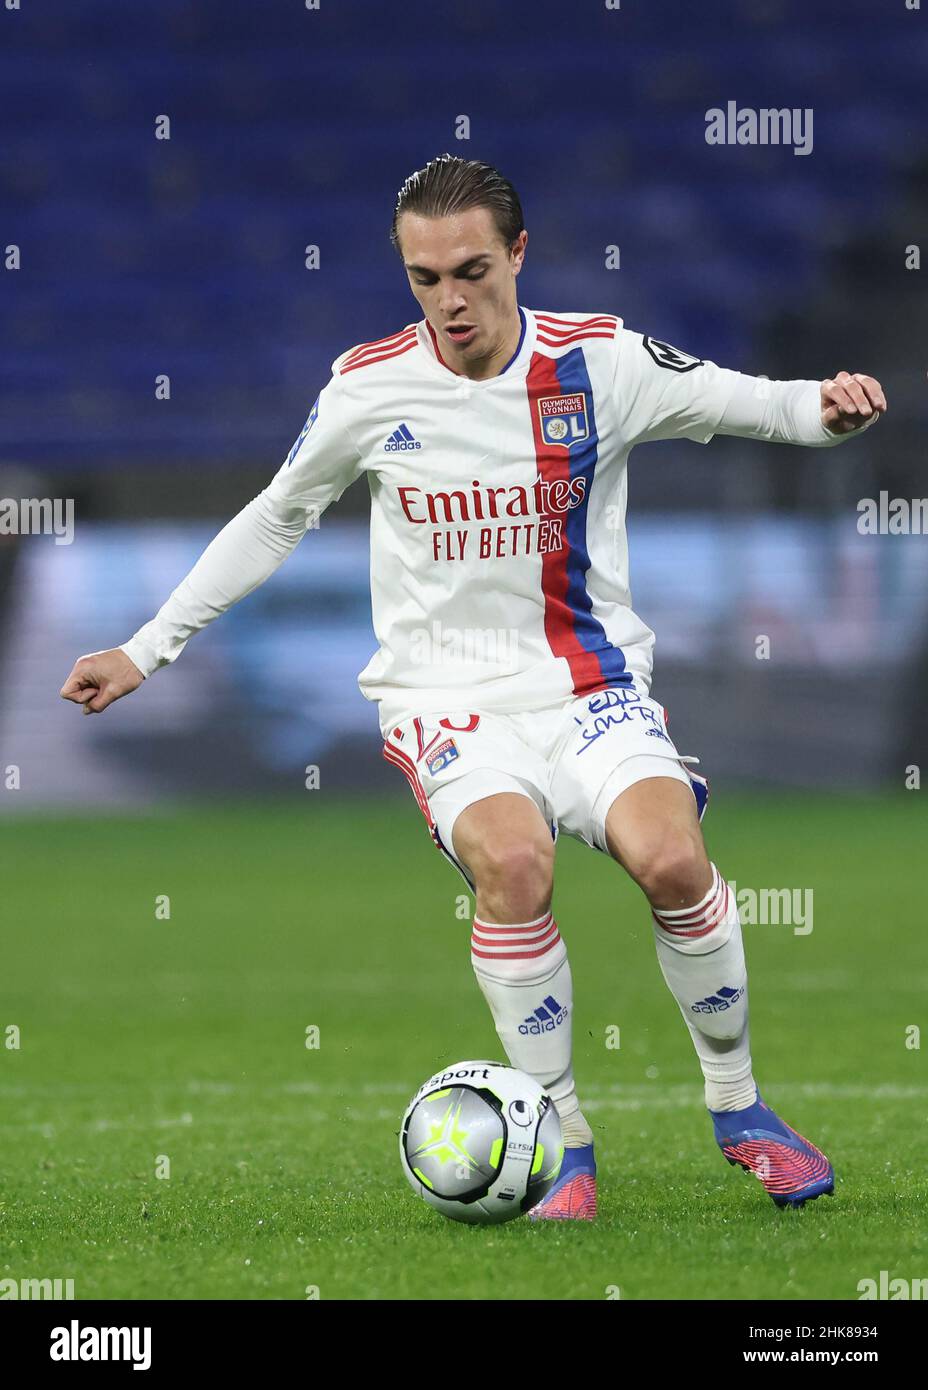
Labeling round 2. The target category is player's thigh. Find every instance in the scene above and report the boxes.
[550,684,708,870]
[602,765,711,901]
[382,710,554,890]
[451,789,555,887]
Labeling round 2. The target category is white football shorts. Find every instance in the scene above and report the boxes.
[381,680,709,891]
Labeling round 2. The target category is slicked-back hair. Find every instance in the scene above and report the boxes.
[390,154,524,256]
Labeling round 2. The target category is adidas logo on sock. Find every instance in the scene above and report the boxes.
[518,995,568,1035]
[691,984,745,1014]
[384,423,422,451]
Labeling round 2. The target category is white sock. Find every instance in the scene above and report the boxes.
[651,864,757,1112]
[471,910,593,1147]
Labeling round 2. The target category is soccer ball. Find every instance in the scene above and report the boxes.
[399,1059,563,1223]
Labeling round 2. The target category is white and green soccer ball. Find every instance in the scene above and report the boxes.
[399,1060,563,1223]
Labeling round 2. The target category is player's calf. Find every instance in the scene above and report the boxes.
[454,792,595,1201]
[605,779,758,1113]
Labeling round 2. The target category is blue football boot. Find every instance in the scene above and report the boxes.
[528,1142,597,1221]
[712,1092,834,1208]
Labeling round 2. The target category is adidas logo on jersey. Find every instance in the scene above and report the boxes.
[384,423,421,451]
[518,995,568,1035]
[691,984,745,1014]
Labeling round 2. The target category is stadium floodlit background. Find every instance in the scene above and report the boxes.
[3,0,927,803]
[1,0,926,1307]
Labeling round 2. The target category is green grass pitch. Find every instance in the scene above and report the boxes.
[1,792,924,1300]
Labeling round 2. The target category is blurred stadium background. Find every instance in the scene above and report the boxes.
[1,0,926,803]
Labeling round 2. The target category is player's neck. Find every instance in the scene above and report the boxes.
[457,305,523,382]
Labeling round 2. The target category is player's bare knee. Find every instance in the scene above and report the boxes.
[479,833,554,892]
[472,835,554,920]
[634,832,710,911]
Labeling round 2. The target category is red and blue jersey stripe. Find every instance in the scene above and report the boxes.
[526,346,630,696]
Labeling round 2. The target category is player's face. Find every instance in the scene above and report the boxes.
[397,207,527,377]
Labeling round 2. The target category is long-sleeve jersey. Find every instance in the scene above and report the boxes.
[120,306,863,732]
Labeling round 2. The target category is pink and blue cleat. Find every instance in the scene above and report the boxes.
[528,1142,597,1221]
[711,1092,834,1208]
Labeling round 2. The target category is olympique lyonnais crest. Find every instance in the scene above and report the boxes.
[538,392,589,448]
[426,738,459,775]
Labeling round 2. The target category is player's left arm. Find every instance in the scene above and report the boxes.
[714,368,887,446]
[614,327,886,448]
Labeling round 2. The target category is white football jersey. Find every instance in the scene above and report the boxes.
[264,307,737,730]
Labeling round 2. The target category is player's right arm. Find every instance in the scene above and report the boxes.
[60,370,363,715]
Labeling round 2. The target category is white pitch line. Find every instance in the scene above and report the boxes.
[4,1080,927,1103]
[0,1082,924,1137]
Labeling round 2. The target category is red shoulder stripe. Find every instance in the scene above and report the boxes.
[340,335,418,374]
[536,329,616,350]
[534,313,618,334]
[341,324,417,367]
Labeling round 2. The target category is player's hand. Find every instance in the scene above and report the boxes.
[60,648,145,715]
[821,372,886,434]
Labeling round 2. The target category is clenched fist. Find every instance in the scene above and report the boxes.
[821,371,886,434]
[60,648,145,715]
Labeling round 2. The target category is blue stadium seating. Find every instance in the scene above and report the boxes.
[1,0,923,466]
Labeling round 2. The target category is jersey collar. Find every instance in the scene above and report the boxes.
[419,306,536,384]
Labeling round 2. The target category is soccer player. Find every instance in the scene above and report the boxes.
[61,156,885,1220]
